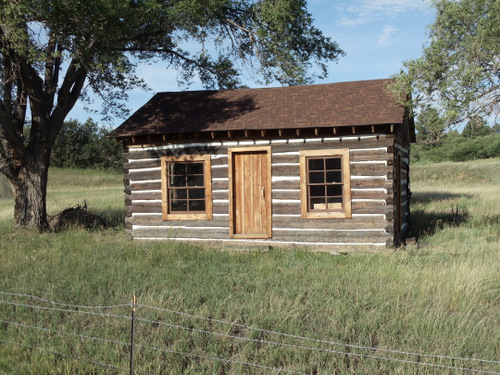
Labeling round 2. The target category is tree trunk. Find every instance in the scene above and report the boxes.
[11,156,50,232]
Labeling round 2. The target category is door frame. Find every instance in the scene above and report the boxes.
[228,146,272,239]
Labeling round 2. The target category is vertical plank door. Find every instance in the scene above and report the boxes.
[229,147,272,239]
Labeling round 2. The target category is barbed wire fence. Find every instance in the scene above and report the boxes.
[0,291,498,374]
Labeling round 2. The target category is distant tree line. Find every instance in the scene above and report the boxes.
[50,119,122,170]
[412,109,500,163]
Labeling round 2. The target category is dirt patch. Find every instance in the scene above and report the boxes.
[48,202,108,231]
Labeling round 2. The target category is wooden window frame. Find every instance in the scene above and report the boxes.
[299,149,351,219]
[161,154,212,221]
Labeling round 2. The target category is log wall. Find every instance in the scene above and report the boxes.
[393,138,412,245]
[122,134,398,251]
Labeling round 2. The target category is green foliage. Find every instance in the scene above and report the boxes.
[411,132,500,163]
[390,0,499,127]
[415,106,447,145]
[461,116,492,138]
[50,119,122,170]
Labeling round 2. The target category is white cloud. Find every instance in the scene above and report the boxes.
[377,25,397,46]
[337,0,431,27]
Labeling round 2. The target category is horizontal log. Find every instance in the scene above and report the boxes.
[351,179,392,189]
[350,151,392,162]
[129,218,230,228]
[354,205,394,215]
[211,167,229,179]
[212,190,229,199]
[131,191,162,200]
[212,181,229,191]
[351,190,390,200]
[127,169,161,181]
[272,180,300,190]
[130,237,391,252]
[270,231,392,243]
[125,145,223,160]
[272,190,300,200]
[268,164,391,178]
[350,164,392,176]
[132,227,230,239]
[272,221,388,231]
[124,159,161,170]
[269,139,393,153]
[128,204,162,214]
[128,181,162,191]
[352,200,387,209]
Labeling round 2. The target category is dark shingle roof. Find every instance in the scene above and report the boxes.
[110,79,407,138]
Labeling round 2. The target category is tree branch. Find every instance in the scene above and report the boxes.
[43,33,62,117]
[48,61,87,143]
[118,46,223,77]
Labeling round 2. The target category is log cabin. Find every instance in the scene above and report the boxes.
[109,78,415,251]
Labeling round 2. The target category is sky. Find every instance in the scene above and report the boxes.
[68,0,436,128]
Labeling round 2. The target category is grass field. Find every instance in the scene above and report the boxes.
[0,160,499,374]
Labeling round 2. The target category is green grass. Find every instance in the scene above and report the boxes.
[0,161,499,374]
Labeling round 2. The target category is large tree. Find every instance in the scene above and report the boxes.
[0,0,343,231]
[390,0,499,130]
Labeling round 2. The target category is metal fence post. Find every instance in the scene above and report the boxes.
[130,295,136,375]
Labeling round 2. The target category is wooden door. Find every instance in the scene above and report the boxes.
[229,147,272,238]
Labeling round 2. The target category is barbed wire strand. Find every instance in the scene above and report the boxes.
[0,291,130,309]
[0,319,129,349]
[138,303,500,365]
[136,342,312,375]
[1,293,497,374]
[0,325,157,375]
[0,338,129,373]
[135,316,499,375]
[1,320,308,375]
[0,300,131,320]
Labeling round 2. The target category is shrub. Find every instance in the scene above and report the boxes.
[412,133,500,163]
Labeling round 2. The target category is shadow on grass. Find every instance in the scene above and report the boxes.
[93,208,126,229]
[410,192,471,238]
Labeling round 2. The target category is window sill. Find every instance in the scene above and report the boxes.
[301,211,351,219]
[163,213,212,221]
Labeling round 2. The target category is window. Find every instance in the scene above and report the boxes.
[299,149,351,219]
[161,155,212,220]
